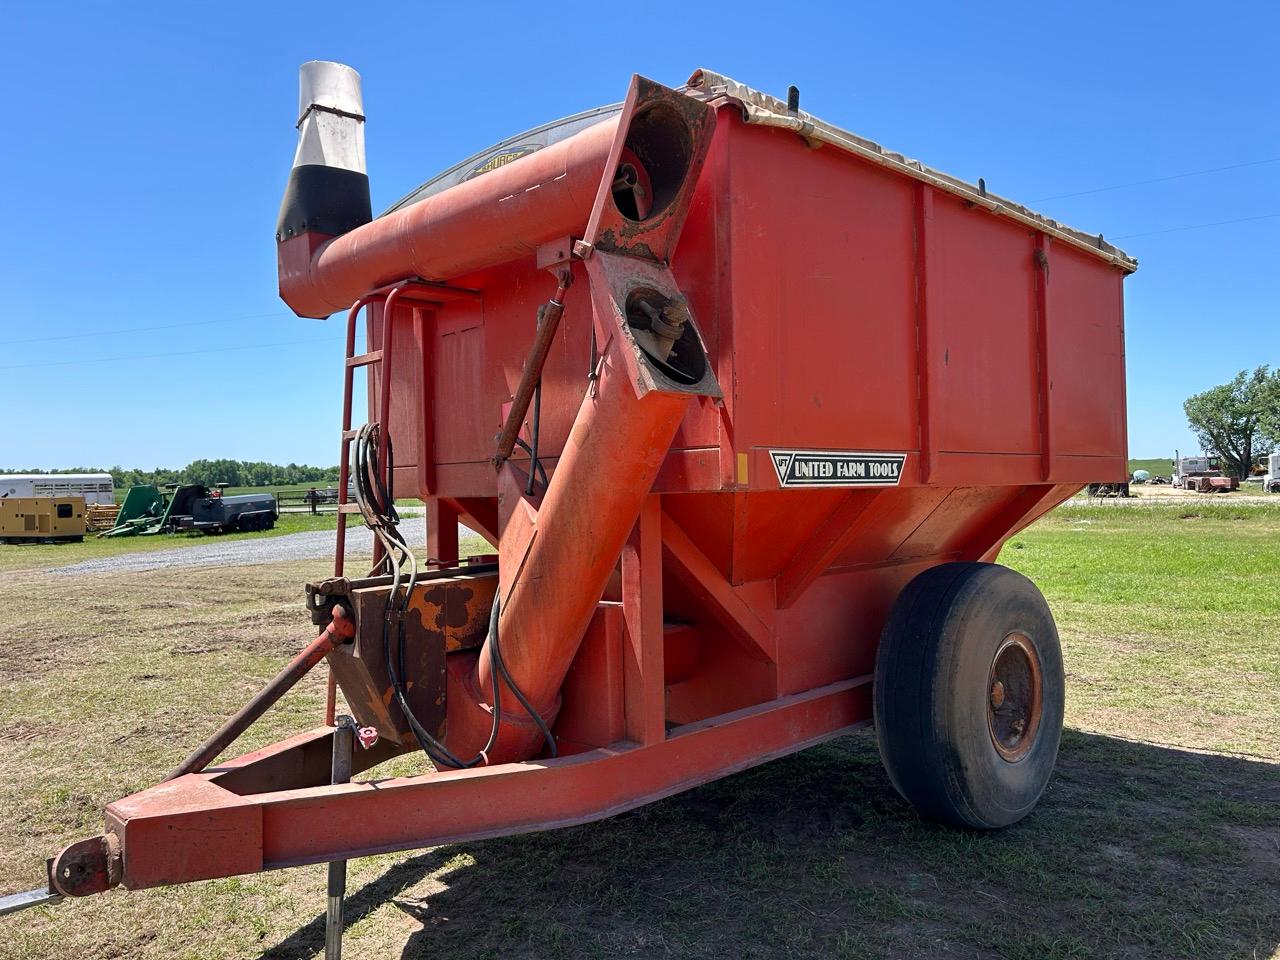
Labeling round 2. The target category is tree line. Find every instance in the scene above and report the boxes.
[1184,365,1279,479]
[2,460,339,489]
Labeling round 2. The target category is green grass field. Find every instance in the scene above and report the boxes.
[1127,457,1174,477]
[1006,501,1280,757]
[0,502,1276,959]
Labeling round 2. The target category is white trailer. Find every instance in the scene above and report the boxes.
[0,473,115,505]
[1265,453,1280,494]
[1172,456,1214,488]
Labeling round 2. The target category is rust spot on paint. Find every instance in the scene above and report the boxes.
[443,586,475,630]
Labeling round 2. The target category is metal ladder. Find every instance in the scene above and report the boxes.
[324,280,414,960]
[334,284,407,581]
[332,280,485,588]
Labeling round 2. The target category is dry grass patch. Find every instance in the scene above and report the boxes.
[0,505,1276,958]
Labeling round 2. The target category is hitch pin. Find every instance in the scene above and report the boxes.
[0,886,62,917]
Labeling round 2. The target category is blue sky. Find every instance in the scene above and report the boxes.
[3,2,1276,469]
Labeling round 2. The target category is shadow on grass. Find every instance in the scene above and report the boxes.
[261,729,1279,960]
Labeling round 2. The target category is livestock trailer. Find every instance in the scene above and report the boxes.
[0,473,114,505]
[5,65,1135,950]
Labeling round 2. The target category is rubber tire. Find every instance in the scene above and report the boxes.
[873,562,1064,829]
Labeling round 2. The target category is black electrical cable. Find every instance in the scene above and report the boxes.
[357,424,407,567]
[487,595,557,759]
[352,423,552,768]
[386,590,500,769]
[588,320,598,386]
[513,437,548,490]
[355,425,480,768]
[355,425,450,759]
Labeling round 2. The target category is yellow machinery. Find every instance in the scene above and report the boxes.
[0,496,87,543]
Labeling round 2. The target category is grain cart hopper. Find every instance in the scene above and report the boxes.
[3,65,1136,947]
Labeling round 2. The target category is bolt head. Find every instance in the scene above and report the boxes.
[662,299,692,327]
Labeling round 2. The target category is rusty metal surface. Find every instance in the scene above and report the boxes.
[584,251,722,401]
[305,563,497,622]
[49,834,120,898]
[327,571,498,745]
[987,632,1044,762]
[583,75,717,265]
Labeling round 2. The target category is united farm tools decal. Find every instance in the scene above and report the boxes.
[769,450,908,488]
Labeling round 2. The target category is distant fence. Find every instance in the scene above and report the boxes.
[275,489,343,514]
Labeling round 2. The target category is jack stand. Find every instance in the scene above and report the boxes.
[325,717,355,960]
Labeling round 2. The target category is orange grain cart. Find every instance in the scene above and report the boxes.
[8,66,1134,945]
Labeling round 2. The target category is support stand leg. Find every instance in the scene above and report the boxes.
[425,499,460,568]
[622,495,665,745]
[325,718,355,960]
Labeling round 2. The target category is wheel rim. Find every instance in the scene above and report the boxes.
[986,632,1043,762]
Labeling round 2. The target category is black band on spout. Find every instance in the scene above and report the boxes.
[276,164,372,241]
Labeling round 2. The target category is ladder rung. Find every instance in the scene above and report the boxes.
[337,503,363,515]
[341,429,360,441]
[346,350,383,368]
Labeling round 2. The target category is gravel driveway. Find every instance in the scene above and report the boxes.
[47,517,428,576]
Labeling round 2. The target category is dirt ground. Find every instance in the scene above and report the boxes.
[1093,483,1277,506]
[1,503,1277,959]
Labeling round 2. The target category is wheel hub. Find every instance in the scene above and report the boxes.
[989,680,1005,708]
[986,633,1043,762]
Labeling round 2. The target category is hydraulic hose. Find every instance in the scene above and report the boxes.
[351,424,553,767]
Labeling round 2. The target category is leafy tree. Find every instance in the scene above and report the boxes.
[1261,372,1280,451]
[1183,366,1279,479]
[2,461,340,488]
